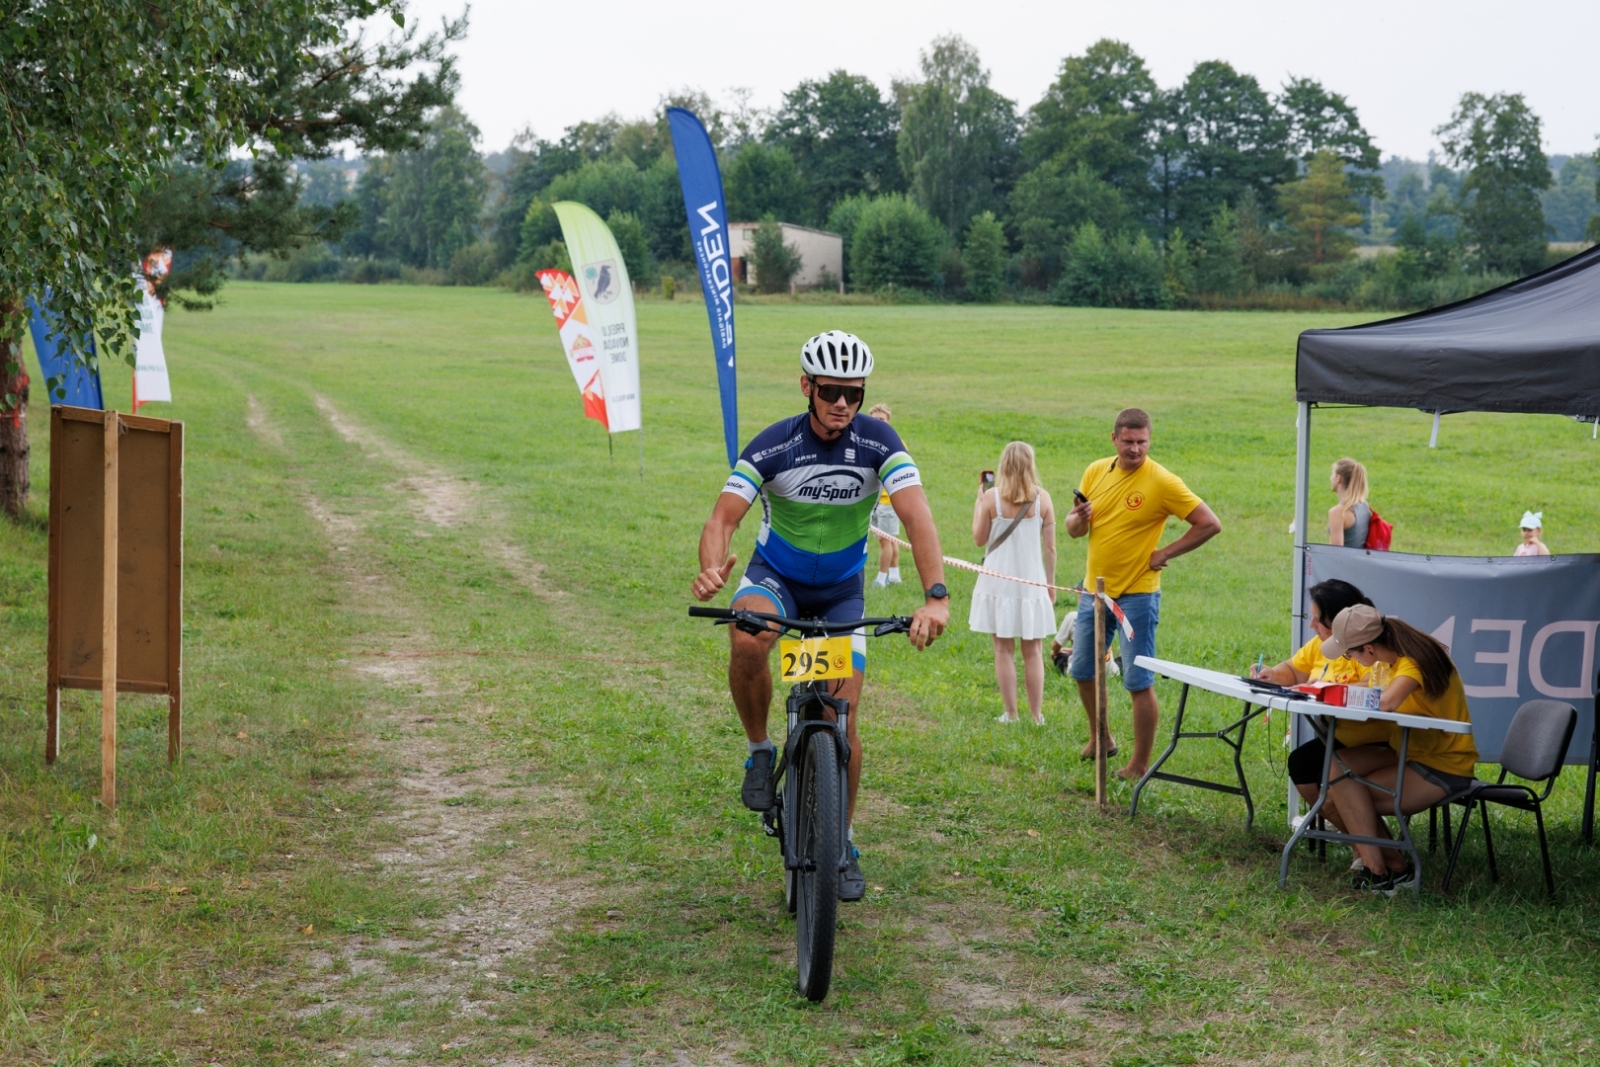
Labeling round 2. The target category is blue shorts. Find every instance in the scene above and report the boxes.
[1068,591,1160,692]
[734,553,867,672]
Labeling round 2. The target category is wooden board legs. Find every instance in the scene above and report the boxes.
[101,412,119,810]
[45,684,59,763]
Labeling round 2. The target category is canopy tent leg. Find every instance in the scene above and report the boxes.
[1429,410,1441,448]
[1289,401,1312,827]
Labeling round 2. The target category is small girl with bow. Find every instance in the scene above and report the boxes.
[1514,511,1550,556]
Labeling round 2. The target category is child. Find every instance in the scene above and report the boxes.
[866,404,901,587]
[1514,511,1550,556]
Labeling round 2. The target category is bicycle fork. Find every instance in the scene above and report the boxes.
[776,682,854,877]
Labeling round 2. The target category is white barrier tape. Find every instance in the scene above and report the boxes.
[869,524,1135,640]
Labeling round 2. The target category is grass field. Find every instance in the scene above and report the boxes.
[3,282,1600,1066]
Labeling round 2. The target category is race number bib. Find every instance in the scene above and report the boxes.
[779,636,852,681]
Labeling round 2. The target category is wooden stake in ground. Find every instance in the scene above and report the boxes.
[101,411,120,810]
[1093,576,1107,809]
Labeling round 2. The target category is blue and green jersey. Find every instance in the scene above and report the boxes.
[722,413,921,585]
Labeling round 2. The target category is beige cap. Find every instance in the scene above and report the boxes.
[1321,604,1384,659]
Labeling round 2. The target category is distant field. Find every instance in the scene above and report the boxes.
[3,283,1598,1065]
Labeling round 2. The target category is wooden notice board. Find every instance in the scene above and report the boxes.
[47,406,184,809]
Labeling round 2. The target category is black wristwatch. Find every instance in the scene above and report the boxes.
[924,582,949,600]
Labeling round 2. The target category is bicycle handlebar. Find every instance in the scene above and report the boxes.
[689,605,913,638]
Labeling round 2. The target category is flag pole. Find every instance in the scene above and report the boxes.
[636,426,644,478]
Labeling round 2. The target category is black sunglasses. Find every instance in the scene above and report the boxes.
[811,380,864,406]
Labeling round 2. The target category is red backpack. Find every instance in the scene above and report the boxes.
[1365,507,1393,551]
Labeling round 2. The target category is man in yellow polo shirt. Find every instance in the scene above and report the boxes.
[1064,407,1222,779]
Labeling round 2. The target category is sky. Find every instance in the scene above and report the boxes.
[402,0,1599,163]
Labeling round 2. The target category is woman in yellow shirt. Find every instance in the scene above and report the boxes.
[1319,605,1479,895]
[1251,579,1391,831]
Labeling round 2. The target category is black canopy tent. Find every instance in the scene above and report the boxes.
[1288,244,1600,834]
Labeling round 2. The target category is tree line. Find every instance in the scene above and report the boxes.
[283,36,1598,311]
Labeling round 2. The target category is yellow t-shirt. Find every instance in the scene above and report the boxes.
[1389,655,1478,778]
[1078,457,1202,597]
[1289,638,1390,747]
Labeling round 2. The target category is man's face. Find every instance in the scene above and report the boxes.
[802,374,865,433]
[1112,425,1150,468]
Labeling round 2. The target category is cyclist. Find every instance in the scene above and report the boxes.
[690,330,950,901]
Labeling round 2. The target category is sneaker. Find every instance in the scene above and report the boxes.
[839,845,865,902]
[1354,864,1415,897]
[872,573,888,588]
[887,574,902,585]
[741,748,776,811]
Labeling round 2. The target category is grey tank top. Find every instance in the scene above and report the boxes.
[1343,502,1371,548]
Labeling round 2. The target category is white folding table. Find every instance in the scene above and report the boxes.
[1128,657,1305,829]
[1132,656,1475,896]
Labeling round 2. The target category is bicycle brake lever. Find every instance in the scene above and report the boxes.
[873,619,911,638]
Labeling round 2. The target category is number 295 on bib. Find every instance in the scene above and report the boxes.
[779,636,852,681]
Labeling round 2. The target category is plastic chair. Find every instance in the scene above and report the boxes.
[1440,700,1578,898]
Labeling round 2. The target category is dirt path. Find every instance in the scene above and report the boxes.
[249,395,592,1064]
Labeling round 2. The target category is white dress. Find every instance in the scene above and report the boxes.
[968,491,1057,639]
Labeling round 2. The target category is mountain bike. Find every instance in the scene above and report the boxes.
[690,605,911,1002]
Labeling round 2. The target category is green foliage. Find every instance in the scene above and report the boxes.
[1540,155,1598,242]
[748,217,803,294]
[606,210,655,285]
[130,2,460,312]
[825,194,873,285]
[1053,222,1171,308]
[1021,38,1159,210]
[895,35,1019,233]
[371,107,487,271]
[1169,61,1296,235]
[962,211,1008,302]
[1011,160,1132,287]
[1277,151,1363,272]
[516,155,685,267]
[1194,206,1248,296]
[447,240,499,286]
[1163,228,1195,303]
[1278,77,1383,198]
[850,196,949,292]
[767,71,903,221]
[723,143,808,225]
[1437,92,1552,275]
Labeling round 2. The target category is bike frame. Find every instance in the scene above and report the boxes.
[688,605,910,881]
[776,681,853,881]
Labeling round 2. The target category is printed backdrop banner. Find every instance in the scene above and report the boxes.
[666,107,738,467]
[551,202,640,434]
[1304,545,1600,763]
[26,293,104,409]
[536,269,607,426]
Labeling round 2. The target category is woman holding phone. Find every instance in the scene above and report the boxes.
[971,442,1057,724]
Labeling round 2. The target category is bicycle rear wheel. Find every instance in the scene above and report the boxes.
[794,730,841,1001]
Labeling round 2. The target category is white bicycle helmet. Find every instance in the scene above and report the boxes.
[800,330,874,379]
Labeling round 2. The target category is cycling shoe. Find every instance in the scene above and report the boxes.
[741,747,776,811]
[839,845,866,902]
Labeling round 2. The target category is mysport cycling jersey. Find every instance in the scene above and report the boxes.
[722,412,921,585]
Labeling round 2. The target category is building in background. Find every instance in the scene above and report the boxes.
[727,223,843,292]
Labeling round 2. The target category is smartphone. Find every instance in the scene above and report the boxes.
[1073,489,1088,505]
[980,470,995,489]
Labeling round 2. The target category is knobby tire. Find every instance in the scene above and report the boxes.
[794,730,840,1001]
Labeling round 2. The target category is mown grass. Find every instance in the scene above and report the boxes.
[3,282,1599,1064]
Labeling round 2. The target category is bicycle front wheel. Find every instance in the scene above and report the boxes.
[794,730,841,1002]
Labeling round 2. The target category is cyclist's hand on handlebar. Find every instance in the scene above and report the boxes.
[691,555,738,602]
[907,599,949,650]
